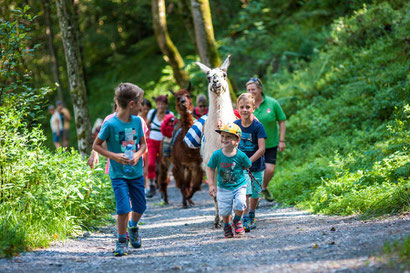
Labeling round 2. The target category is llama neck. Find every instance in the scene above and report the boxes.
[179,111,194,133]
[208,90,234,125]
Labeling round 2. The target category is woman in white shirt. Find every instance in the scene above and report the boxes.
[146,95,173,197]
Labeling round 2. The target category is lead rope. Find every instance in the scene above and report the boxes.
[247,169,262,194]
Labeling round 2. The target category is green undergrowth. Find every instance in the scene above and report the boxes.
[383,235,410,269]
[267,2,409,216]
[0,108,115,258]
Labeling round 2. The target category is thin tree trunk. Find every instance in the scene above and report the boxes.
[55,0,92,156]
[190,0,220,68]
[190,0,237,98]
[42,0,64,101]
[152,0,189,88]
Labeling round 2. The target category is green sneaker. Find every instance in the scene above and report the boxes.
[262,188,274,202]
[243,217,251,232]
[114,237,129,256]
[128,225,142,248]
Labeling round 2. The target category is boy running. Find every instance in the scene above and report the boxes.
[234,93,267,232]
[207,123,252,238]
[93,83,147,256]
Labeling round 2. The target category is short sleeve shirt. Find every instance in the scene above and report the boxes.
[254,95,286,148]
[98,115,144,179]
[207,149,252,190]
[234,119,267,172]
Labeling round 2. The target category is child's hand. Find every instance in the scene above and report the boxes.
[87,152,99,169]
[112,153,130,165]
[208,185,216,198]
[130,154,141,166]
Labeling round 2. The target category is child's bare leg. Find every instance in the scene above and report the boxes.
[243,195,250,215]
[131,211,142,223]
[250,197,259,211]
[222,215,231,224]
[234,209,244,218]
[117,213,129,235]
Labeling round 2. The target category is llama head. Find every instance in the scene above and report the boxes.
[169,82,193,115]
[196,55,231,96]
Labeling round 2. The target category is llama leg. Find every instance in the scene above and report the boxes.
[186,168,203,205]
[158,158,169,204]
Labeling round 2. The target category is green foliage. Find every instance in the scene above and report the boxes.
[0,8,115,258]
[383,235,410,267]
[268,2,410,217]
[0,107,115,258]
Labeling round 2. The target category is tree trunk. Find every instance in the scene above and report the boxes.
[42,0,64,101]
[190,0,220,68]
[55,0,92,156]
[152,0,189,88]
[190,0,237,98]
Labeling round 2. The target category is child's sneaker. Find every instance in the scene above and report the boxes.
[128,225,142,248]
[223,224,234,238]
[232,220,245,236]
[114,237,128,256]
[262,188,274,202]
[243,217,251,232]
[249,214,256,229]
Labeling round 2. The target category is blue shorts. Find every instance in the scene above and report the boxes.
[52,130,63,143]
[111,176,146,215]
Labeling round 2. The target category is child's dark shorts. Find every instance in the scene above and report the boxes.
[111,176,146,215]
[265,147,278,164]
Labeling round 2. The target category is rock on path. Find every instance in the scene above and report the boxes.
[1,182,409,273]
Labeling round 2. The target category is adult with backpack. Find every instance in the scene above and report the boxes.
[146,95,173,198]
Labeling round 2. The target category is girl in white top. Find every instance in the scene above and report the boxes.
[146,95,173,197]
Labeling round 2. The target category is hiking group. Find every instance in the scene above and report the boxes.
[85,75,286,256]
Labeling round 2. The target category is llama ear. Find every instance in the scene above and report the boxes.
[196,61,211,74]
[221,54,231,72]
[169,89,175,95]
[186,81,192,92]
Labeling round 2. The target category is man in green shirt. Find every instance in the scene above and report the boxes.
[246,78,286,202]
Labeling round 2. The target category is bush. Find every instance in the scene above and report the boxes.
[267,2,410,216]
[0,107,115,258]
[0,7,115,258]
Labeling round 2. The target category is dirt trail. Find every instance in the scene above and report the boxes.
[1,182,408,273]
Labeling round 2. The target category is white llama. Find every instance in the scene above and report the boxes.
[196,55,236,227]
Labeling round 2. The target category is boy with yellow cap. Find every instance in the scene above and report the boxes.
[206,123,252,238]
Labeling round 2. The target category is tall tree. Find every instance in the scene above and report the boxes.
[190,0,220,68]
[55,0,92,156]
[190,0,237,97]
[42,0,63,101]
[152,0,189,88]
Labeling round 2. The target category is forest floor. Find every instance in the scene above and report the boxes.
[0,181,409,273]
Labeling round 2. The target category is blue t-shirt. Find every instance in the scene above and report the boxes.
[207,148,252,190]
[234,119,267,172]
[98,115,144,179]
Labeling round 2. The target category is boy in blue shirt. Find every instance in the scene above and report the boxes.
[93,83,147,256]
[234,93,267,232]
[207,123,252,238]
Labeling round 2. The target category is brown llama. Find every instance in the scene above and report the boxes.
[157,84,204,208]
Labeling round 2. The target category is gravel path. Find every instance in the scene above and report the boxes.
[1,182,408,273]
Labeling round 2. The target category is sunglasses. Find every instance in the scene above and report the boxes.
[246,77,263,87]
[198,105,207,108]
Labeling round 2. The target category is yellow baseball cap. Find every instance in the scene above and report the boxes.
[215,122,242,139]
